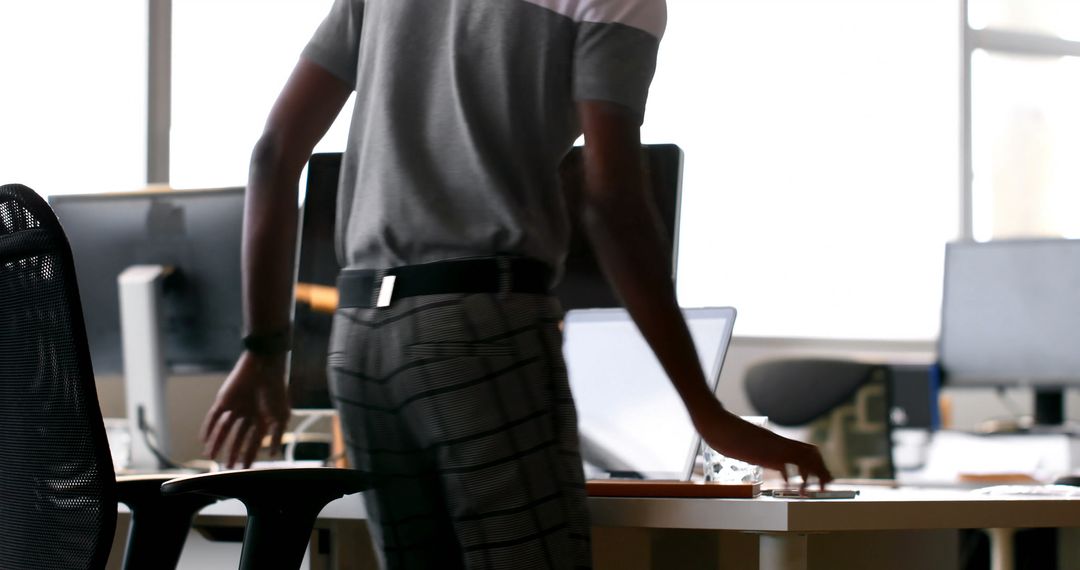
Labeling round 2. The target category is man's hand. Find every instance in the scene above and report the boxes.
[201,351,291,469]
[199,58,349,470]
[691,400,832,491]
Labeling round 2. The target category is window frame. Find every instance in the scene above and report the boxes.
[148,0,171,184]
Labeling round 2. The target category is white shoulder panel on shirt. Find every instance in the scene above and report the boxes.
[520,0,667,40]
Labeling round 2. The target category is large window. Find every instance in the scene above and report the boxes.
[170,0,353,188]
[20,1,1059,342]
[648,0,961,339]
[0,1,147,197]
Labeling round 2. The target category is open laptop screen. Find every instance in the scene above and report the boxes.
[563,307,737,480]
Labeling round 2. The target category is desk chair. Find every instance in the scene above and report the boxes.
[745,358,895,479]
[0,184,369,569]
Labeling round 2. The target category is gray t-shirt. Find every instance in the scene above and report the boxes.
[303,0,666,274]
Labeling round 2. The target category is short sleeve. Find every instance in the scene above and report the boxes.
[573,0,667,120]
[301,0,365,88]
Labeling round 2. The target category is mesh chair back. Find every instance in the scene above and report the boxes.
[0,184,117,570]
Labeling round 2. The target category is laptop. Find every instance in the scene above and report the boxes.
[562,307,737,482]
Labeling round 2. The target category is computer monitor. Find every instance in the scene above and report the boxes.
[552,144,683,311]
[562,307,737,480]
[286,145,685,409]
[289,154,341,409]
[939,239,1080,426]
[50,187,245,468]
[50,188,245,374]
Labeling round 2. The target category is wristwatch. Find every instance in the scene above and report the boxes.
[242,329,292,356]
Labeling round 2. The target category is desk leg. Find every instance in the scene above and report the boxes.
[759,533,808,570]
[308,520,378,570]
[592,527,652,570]
[985,528,1016,570]
[1060,528,1080,569]
[331,520,378,569]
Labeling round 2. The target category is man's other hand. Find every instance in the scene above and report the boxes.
[692,401,833,491]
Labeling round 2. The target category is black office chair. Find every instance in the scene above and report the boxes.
[1,182,121,568]
[0,184,369,569]
[745,358,895,479]
[161,468,372,569]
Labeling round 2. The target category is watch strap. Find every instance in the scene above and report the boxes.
[242,329,292,356]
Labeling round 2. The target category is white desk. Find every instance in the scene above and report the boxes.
[590,488,1080,570]
[180,488,1080,570]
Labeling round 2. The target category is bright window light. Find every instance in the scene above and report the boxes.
[968,0,1080,41]
[645,0,961,340]
[971,50,1080,241]
[0,1,147,197]
[171,0,353,189]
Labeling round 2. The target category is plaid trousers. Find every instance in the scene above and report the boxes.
[327,292,591,569]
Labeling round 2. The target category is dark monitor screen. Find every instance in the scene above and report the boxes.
[290,155,341,409]
[287,145,684,408]
[552,143,683,310]
[49,188,245,375]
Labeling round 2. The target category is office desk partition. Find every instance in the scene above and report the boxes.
[164,488,1080,570]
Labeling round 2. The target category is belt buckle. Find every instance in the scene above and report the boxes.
[376,275,396,308]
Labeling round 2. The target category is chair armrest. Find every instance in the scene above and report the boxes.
[160,468,370,570]
[116,474,219,570]
[117,474,207,509]
[160,467,370,505]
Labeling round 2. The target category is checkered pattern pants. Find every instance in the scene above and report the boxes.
[327,292,592,569]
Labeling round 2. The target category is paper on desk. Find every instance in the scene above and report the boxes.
[919,431,1066,483]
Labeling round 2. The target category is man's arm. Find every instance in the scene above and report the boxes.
[575,100,832,487]
[202,58,352,468]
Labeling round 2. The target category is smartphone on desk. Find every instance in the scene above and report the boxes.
[766,489,860,499]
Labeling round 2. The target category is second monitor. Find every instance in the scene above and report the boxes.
[50,188,245,376]
[50,187,245,468]
[939,238,1080,426]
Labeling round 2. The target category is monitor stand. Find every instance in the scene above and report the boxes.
[118,264,172,470]
[1034,388,1065,429]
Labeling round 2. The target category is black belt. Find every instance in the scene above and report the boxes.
[337,257,552,309]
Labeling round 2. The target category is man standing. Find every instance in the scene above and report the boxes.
[202,0,832,567]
